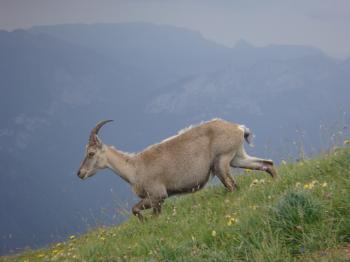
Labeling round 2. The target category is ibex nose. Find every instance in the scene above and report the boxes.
[77,170,84,179]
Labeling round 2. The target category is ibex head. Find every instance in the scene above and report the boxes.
[77,120,113,179]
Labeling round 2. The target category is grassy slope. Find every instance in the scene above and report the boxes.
[2,146,350,261]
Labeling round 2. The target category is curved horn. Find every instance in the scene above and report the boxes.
[89,120,113,145]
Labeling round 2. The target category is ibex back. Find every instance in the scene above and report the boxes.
[77,119,277,221]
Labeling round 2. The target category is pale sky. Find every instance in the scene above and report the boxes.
[1,0,350,58]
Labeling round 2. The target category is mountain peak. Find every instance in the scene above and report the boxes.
[234,39,254,49]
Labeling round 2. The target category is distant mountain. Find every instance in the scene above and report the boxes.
[30,23,327,88]
[147,55,339,115]
[0,23,349,255]
[30,23,233,88]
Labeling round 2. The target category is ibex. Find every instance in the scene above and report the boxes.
[77,119,277,221]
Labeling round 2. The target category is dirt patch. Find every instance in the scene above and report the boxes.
[306,244,350,261]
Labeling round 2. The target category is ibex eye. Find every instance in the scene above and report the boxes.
[88,152,95,157]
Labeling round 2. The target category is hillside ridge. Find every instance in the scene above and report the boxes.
[2,146,350,261]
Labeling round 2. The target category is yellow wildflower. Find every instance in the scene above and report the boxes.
[23,258,29,262]
[37,253,45,258]
[322,182,328,187]
[211,230,217,237]
[311,180,318,186]
[100,237,106,241]
[249,179,259,188]
[250,205,257,210]
[227,217,239,226]
[304,184,309,189]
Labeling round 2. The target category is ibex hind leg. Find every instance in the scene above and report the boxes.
[213,153,238,192]
[231,152,277,178]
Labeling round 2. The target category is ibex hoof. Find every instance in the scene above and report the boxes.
[268,167,278,179]
[136,214,144,222]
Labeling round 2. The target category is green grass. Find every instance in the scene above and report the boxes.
[2,146,350,261]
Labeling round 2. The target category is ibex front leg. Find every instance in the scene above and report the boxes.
[132,198,152,222]
[152,197,165,216]
[132,194,166,221]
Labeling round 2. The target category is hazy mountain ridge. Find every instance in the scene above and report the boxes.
[147,54,341,115]
[30,23,233,88]
[29,23,329,89]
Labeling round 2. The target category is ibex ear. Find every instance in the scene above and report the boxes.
[95,136,103,148]
[89,135,98,145]
[89,135,102,147]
